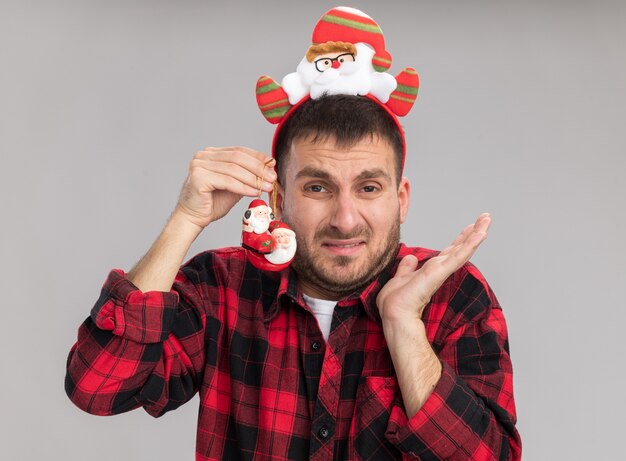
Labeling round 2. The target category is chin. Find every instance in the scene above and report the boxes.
[297,253,385,296]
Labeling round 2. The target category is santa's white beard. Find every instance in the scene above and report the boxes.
[312,61,359,84]
[265,240,297,265]
[282,43,397,104]
[248,215,270,234]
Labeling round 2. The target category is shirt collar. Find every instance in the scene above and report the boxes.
[263,243,413,324]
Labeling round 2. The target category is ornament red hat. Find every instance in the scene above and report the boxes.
[311,6,392,72]
[269,220,294,232]
[248,199,268,209]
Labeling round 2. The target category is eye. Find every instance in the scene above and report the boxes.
[307,184,326,193]
[358,183,383,196]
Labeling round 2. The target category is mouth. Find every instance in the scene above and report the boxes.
[321,239,366,256]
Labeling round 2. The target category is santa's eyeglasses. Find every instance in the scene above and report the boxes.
[313,53,355,72]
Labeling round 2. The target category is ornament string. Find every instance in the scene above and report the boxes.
[257,159,278,218]
[258,158,275,198]
[265,159,278,213]
[271,181,277,214]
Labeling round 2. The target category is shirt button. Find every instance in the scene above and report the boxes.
[318,425,329,439]
[311,341,321,351]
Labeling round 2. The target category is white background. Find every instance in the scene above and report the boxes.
[1,0,624,459]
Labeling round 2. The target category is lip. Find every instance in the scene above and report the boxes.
[321,239,366,256]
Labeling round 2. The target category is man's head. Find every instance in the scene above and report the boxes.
[274,94,405,186]
[273,95,410,300]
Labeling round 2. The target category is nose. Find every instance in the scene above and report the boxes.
[328,191,362,235]
[331,60,340,69]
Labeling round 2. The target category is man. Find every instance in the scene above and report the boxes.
[66,6,521,460]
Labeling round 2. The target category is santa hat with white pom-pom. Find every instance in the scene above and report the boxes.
[311,6,393,72]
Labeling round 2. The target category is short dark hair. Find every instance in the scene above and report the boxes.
[274,94,404,185]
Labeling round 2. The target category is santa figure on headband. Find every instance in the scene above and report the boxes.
[256,6,419,123]
[283,40,398,104]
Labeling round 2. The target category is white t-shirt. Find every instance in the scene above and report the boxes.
[303,294,337,341]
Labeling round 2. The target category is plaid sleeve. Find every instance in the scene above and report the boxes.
[65,268,208,418]
[385,266,522,460]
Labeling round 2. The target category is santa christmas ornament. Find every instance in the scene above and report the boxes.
[263,220,297,271]
[255,5,420,167]
[241,196,297,272]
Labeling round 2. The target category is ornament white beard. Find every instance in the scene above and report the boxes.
[282,42,397,104]
[248,214,270,234]
[265,236,297,265]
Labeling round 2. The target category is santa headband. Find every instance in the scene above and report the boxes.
[255,6,419,169]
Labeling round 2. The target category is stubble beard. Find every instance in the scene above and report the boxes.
[288,216,401,298]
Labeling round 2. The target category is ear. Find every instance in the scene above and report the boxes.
[398,177,410,224]
[270,182,285,220]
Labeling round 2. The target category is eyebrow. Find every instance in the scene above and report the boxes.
[294,167,333,181]
[355,168,392,182]
[295,166,392,182]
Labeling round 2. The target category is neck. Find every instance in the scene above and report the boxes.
[298,279,345,301]
[296,272,379,302]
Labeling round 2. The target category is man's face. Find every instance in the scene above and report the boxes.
[278,135,410,300]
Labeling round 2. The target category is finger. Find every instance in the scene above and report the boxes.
[436,218,490,271]
[188,160,269,197]
[201,160,274,193]
[459,214,490,252]
[196,148,276,181]
[191,155,275,194]
[395,254,419,277]
[205,171,263,197]
[445,225,489,268]
[443,213,491,256]
[219,151,276,181]
[465,227,489,251]
[447,223,475,249]
[418,215,491,292]
[202,146,272,163]
[209,147,276,171]
[473,213,491,234]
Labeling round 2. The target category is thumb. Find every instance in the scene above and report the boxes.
[395,254,419,277]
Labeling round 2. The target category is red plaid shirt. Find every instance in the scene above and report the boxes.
[66,244,521,460]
